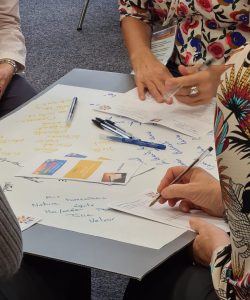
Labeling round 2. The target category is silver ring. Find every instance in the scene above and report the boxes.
[189,86,199,97]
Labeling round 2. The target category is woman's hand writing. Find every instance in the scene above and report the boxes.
[157,166,224,217]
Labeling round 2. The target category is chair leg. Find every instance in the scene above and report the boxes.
[77,0,91,31]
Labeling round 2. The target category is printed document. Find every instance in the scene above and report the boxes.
[110,191,229,232]
[94,88,215,138]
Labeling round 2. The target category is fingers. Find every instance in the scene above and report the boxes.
[163,84,182,104]
[157,166,189,192]
[160,183,195,201]
[137,82,146,100]
[164,96,174,105]
[164,199,195,212]
[136,78,169,103]
[178,64,201,76]
[165,64,233,106]
[189,217,208,233]
[160,197,199,214]
[172,64,230,87]
[179,200,196,213]
[160,197,183,206]
[157,166,197,205]
[147,80,165,103]
[190,217,230,266]
[166,198,179,206]
[134,58,173,102]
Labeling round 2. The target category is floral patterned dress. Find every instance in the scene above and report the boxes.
[119,0,250,65]
[211,44,250,300]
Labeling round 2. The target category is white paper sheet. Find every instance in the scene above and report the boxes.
[0,84,219,249]
[6,175,185,249]
[110,191,229,232]
[94,88,215,138]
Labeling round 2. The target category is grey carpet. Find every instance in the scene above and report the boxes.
[20,0,131,92]
[19,0,131,298]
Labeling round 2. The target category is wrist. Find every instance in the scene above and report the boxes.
[131,46,153,61]
[0,59,18,75]
[130,48,155,71]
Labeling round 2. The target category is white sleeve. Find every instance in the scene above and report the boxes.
[0,0,26,71]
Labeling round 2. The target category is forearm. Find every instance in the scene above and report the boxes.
[0,0,26,70]
[120,11,172,101]
[121,17,152,68]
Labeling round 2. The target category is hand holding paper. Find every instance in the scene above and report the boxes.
[95,87,215,138]
[132,26,177,102]
[165,63,232,106]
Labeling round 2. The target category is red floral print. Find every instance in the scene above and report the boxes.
[181,18,199,35]
[183,51,192,64]
[119,3,250,295]
[208,42,225,59]
[177,3,188,17]
[119,0,250,64]
[196,0,213,12]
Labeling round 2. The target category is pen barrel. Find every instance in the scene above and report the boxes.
[104,123,131,139]
[66,97,78,123]
[122,138,166,150]
[102,124,129,138]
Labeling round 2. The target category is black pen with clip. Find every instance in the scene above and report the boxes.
[94,118,133,139]
[92,119,130,139]
[100,118,134,139]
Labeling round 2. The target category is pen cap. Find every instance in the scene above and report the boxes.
[197,146,213,162]
[96,117,103,123]
[92,119,104,129]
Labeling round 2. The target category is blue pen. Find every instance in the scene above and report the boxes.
[106,136,166,150]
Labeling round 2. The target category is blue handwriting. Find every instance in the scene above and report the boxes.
[89,216,115,223]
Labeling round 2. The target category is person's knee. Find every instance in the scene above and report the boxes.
[8,75,37,100]
[171,265,218,300]
[0,75,36,117]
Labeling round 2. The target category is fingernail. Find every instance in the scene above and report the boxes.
[224,64,234,70]
[164,96,174,104]
[164,99,171,105]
